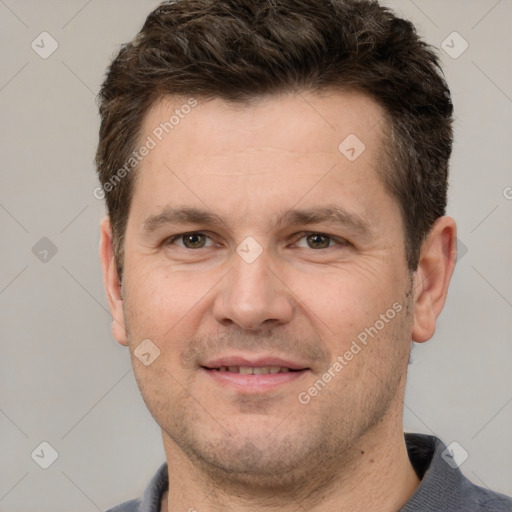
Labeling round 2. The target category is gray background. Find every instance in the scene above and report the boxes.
[1,0,511,510]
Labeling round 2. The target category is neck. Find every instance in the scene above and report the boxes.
[160,410,420,512]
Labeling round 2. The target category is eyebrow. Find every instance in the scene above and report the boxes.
[142,204,373,237]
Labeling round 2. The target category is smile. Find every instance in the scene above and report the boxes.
[200,361,309,392]
[207,366,300,374]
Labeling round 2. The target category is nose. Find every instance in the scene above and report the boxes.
[212,247,294,331]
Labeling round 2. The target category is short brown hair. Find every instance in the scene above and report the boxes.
[95,0,453,277]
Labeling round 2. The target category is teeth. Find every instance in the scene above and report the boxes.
[215,366,294,374]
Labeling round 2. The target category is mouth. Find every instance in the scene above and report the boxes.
[200,356,310,392]
[205,365,303,375]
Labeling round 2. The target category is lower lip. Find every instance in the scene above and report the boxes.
[201,368,308,392]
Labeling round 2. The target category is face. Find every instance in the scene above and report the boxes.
[104,91,419,489]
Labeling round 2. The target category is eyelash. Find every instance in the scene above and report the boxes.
[163,231,349,250]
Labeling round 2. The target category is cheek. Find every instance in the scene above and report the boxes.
[123,270,187,339]
[122,264,221,353]
[289,265,401,345]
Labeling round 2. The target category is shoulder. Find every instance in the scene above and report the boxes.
[105,498,141,512]
[403,434,512,511]
[458,478,512,511]
[105,462,168,512]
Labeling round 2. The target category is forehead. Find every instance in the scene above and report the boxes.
[143,90,386,156]
[129,90,397,234]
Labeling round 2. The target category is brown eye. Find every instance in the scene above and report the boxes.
[305,233,333,249]
[178,233,208,249]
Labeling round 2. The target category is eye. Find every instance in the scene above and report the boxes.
[167,232,214,249]
[294,232,346,250]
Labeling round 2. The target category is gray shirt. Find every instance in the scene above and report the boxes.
[106,434,512,511]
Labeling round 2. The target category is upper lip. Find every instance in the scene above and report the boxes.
[201,355,310,371]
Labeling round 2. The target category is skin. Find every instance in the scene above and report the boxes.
[100,91,457,512]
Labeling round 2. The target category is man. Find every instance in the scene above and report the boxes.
[96,1,512,511]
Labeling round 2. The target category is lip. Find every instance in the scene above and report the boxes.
[200,354,310,393]
[201,367,308,392]
[202,355,309,371]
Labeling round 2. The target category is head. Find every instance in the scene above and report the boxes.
[97,0,457,493]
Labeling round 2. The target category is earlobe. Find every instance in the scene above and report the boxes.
[99,216,128,346]
[411,216,457,343]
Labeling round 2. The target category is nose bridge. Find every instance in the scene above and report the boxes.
[213,242,294,330]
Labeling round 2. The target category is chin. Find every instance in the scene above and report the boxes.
[170,422,336,493]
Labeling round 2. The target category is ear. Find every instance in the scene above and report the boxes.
[411,216,457,343]
[99,216,128,346]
